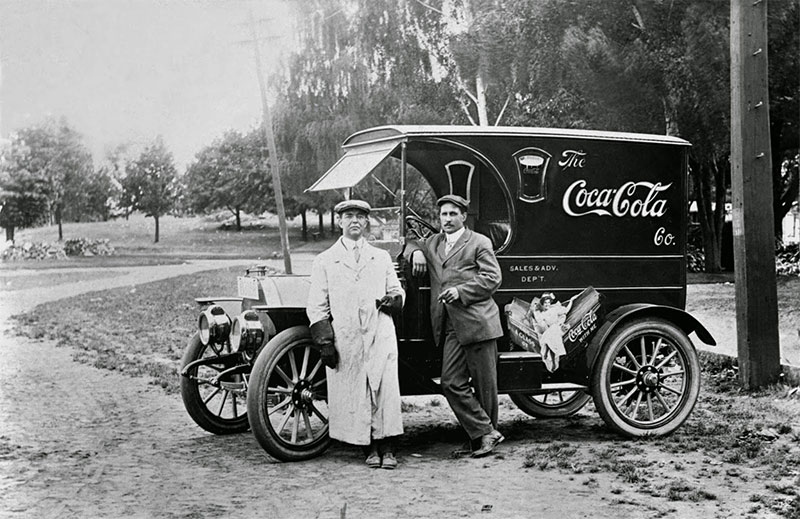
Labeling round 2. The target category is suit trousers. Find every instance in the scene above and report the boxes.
[441,313,499,440]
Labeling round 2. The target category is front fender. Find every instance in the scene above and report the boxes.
[586,304,716,372]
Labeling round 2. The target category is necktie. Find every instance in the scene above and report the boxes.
[445,241,453,255]
[353,245,361,263]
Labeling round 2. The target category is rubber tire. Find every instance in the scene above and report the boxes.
[510,391,591,418]
[591,318,700,437]
[247,326,331,462]
[180,332,250,435]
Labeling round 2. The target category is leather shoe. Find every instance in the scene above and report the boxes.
[365,448,381,468]
[381,452,397,470]
[472,430,504,458]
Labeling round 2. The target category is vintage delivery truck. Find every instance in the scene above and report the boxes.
[180,125,716,461]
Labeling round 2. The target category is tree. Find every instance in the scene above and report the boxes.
[7,119,94,240]
[123,137,178,243]
[768,0,799,242]
[0,136,49,241]
[184,130,275,231]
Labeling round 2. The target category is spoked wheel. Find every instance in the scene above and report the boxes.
[180,332,250,434]
[591,318,700,437]
[510,390,591,418]
[247,326,331,461]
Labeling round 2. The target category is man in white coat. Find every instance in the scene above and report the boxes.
[306,199,405,469]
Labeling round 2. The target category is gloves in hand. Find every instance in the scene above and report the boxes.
[376,293,403,316]
[319,344,338,369]
[310,320,338,369]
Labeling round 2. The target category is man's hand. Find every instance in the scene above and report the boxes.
[411,250,428,277]
[376,293,403,315]
[310,320,338,369]
[437,287,459,304]
[319,344,339,369]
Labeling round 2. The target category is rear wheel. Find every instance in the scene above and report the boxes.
[247,326,331,461]
[510,390,591,418]
[591,318,700,437]
[180,333,249,434]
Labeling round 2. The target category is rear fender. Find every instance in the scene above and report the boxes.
[586,304,716,372]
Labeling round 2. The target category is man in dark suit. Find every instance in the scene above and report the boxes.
[404,194,504,457]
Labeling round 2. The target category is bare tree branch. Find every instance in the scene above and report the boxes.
[458,99,477,125]
[494,95,511,126]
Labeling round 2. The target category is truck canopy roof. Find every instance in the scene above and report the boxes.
[344,125,691,148]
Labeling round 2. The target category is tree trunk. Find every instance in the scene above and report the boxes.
[772,117,783,243]
[301,210,308,241]
[5,226,14,242]
[330,209,335,233]
[475,72,489,126]
[236,208,241,232]
[56,203,63,241]
[318,210,324,237]
[154,215,160,243]
[691,160,724,273]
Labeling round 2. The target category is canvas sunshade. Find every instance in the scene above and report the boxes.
[306,140,399,192]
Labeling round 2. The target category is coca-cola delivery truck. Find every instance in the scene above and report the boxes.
[180,126,716,461]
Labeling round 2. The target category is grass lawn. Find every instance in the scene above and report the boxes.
[4,212,336,270]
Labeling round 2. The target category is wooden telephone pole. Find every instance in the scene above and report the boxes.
[730,0,780,388]
[246,10,293,274]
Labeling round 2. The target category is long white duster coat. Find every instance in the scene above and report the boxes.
[306,239,405,446]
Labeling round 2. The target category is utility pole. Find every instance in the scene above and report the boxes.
[730,0,780,388]
[246,10,292,274]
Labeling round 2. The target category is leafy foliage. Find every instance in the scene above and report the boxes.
[0,153,50,241]
[122,137,179,242]
[1,118,95,241]
[184,130,279,230]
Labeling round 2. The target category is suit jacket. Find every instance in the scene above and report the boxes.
[404,228,503,346]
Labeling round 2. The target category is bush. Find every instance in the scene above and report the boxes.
[776,243,799,276]
[687,244,706,273]
[687,242,799,275]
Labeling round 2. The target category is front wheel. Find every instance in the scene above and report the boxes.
[591,318,700,437]
[180,332,250,435]
[510,390,591,418]
[247,326,331,461]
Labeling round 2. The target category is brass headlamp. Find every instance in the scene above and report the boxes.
[198,305,231,346]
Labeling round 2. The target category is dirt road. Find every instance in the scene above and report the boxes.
[0,259,786,518]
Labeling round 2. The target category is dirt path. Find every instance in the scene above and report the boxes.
[0,260,786,518]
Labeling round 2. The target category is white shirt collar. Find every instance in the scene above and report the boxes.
[341,236,365,250]
[445,227,466,244]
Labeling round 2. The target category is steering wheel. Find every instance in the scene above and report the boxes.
[405,216,437,240]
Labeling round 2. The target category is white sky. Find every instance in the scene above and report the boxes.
[0,0,295,169]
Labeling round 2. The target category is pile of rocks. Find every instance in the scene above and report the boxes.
[1,238,115,261]
[1,241,68,261]
[63,238,115,257]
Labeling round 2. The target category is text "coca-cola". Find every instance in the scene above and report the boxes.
[562,180,672,218]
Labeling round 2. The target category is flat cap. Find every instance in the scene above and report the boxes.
[334,199,371,215]
[437,194,469,212]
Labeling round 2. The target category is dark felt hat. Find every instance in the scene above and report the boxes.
[436,194,469,212]
[334,199,371,215]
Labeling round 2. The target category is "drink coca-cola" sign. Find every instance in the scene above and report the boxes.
[562,180,672,218]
